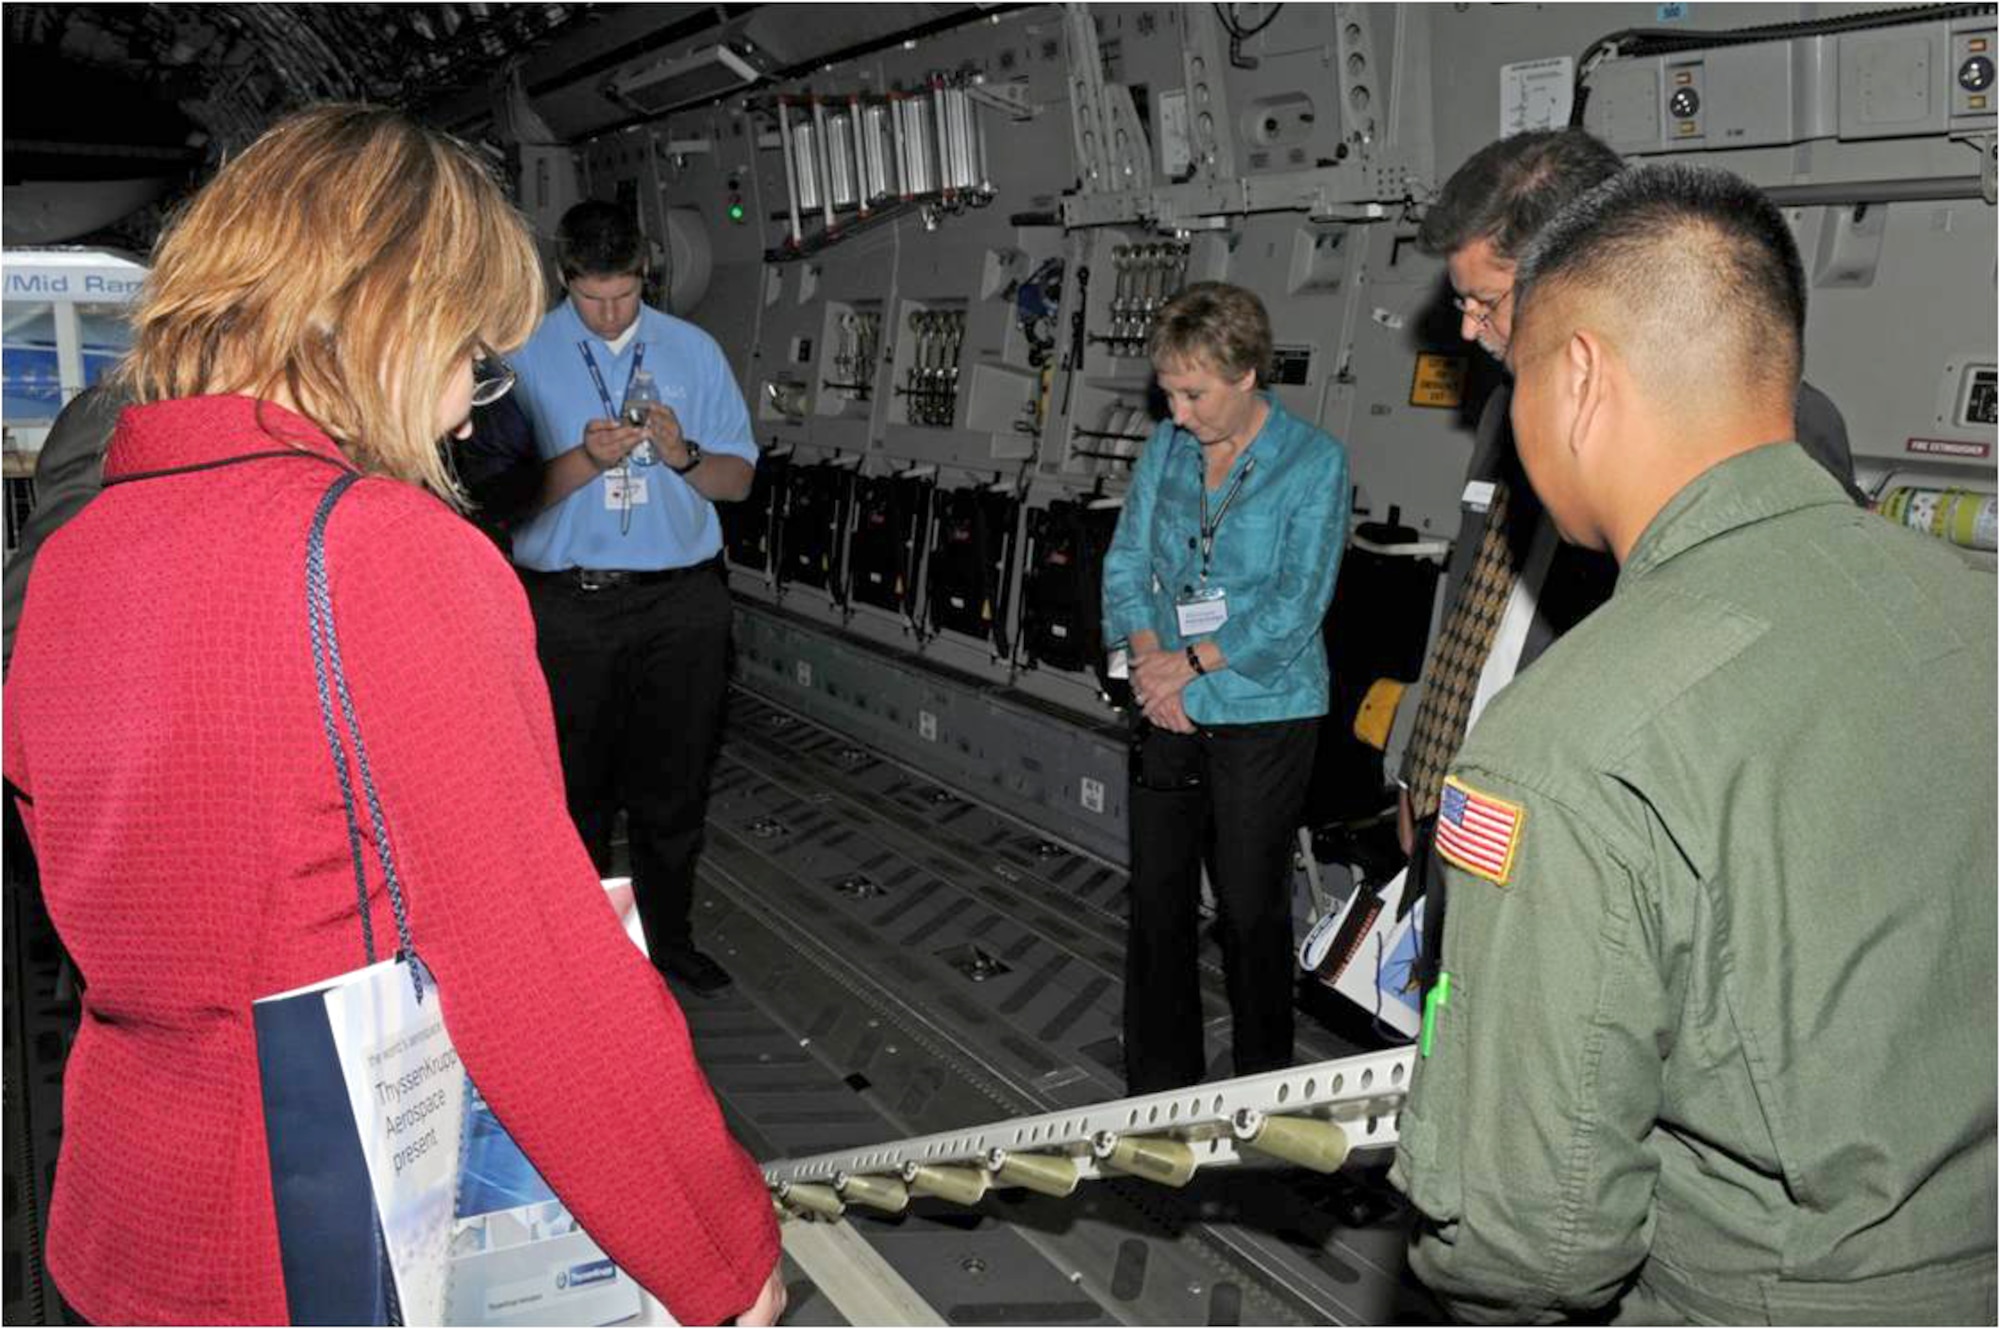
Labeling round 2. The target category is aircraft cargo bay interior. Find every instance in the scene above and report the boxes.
[3,3,1994,1325]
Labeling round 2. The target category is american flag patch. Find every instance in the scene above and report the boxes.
[1435,776,1524,886]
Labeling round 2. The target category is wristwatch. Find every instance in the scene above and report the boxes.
[1186,644,1207,676]
[669,439,703,475]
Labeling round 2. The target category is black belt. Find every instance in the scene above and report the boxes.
[525,556,722,592]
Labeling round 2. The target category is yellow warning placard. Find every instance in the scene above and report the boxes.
[1409,353,1468,409]
[1353,678,1405,751]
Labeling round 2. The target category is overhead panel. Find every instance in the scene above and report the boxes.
[1583,12,1998,153]
[605,36,771,115]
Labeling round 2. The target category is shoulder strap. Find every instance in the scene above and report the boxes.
[305,472,423,996]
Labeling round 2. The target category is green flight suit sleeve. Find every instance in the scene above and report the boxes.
[1389,763,1672,1324]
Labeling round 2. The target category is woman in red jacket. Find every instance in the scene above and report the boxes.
[3,105,784,1326]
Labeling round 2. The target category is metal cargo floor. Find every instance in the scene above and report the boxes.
[674,687,1438,1326]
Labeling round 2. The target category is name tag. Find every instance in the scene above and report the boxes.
[1175,587,1229,637]
[604,474,650,508]
[1461,479,1495,512]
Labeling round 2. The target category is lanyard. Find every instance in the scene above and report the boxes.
[578,340,647,421]
[1197,451,1255,583]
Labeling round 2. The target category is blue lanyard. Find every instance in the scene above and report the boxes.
[579,340,647,420]
[1197,450,1255,583]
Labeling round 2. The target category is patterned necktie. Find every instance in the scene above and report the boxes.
[1404,476,1520,821]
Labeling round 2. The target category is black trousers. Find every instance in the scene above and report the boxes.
[1124,717,1319,1093]
[523,561,732,970]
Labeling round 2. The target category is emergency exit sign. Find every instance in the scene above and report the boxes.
[1409,353,1468,409]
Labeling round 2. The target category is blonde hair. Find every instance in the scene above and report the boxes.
[119,103,545,502]
[1147,281,1272,385]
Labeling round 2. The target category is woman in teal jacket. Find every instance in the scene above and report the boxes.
[1102,282,1350,1092]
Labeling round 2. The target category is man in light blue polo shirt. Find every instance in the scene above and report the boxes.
[512,200,757,994]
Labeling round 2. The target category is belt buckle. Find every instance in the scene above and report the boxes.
[576,568,620,592]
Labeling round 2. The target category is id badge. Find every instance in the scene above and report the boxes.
[1175,586,1229,636]
[604,474,650,508]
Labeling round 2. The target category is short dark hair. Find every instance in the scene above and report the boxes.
[1516,161,1806,399]
[555,200,646,280]
[1418,129,1626,260]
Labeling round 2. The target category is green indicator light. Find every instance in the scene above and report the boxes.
[728,202,746,222]
[1420,970,1451,1058]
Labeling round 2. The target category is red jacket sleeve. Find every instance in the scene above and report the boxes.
[4,669,33,844]
[325,485,778,1325]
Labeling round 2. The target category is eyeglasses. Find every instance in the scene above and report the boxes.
[470,342,516,407]
[1451,286,1515,334]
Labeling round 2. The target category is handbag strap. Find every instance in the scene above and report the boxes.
[305,471,423,998]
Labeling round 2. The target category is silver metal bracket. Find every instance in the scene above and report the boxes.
[765,1046,1413,1194]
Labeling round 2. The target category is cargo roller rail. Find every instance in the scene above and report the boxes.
[764,1047,1413,1204]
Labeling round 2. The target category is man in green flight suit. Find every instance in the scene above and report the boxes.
[1390,162,1997,1323]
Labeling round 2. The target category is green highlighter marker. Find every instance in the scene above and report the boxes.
[1420,970,1452,1058]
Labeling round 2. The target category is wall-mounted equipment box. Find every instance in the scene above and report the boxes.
[1584,16,1998,154]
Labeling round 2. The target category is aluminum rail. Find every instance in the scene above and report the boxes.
[766,1046,1412,1215]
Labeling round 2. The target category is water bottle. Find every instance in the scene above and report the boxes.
[622,367,662,467]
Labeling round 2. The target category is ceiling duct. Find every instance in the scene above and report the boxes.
[604,35,768,114]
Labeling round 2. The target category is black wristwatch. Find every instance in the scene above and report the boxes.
[1186,644,1207,676]
[669,439,703,475]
